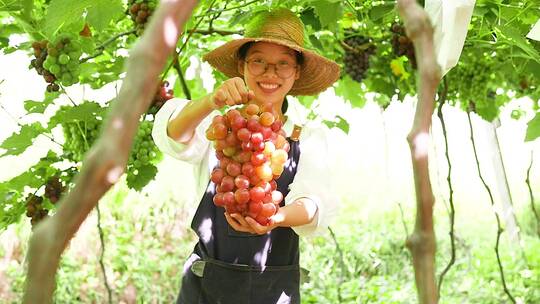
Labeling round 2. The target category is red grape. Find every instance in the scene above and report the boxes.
[221,176,235,192]
[234,175,250,189]
[234,189,250,204]
[249,186,265,202]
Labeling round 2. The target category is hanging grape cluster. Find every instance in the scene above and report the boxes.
[390,23,417,69]
[62,118,102,162]
[342,34,376,83]
[128,0,156,35]
[206,104,289,226]
[44,176,65,204]
[148,80,174,115]
[30,35,82,92]
[451,56,492,108]
[126,120,161,186]
[25,194,48,228]
[30,40,59,92]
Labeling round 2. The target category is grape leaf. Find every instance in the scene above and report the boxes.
[0,123,45,157]
[311,0,343,31]
[48,101,104,129]
[334,75,366,108]
[86,0,124,32]
[370,3,395,21]
[323,115,349,134]
[300,7,321,31]
[525,112,540,142]
[43,0,93,36]
[497,26,540,63]
[126,164,157,191]
[24,92,59,114]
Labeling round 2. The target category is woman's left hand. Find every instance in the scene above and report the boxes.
[225,213,279,235]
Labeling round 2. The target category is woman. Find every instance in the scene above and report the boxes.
[152,8,340,304]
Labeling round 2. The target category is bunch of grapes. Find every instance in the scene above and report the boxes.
[128,0,156,35]
[390,23,417,69]
[44,176,65,204]
[25,194,48,228]
[451,56,491,105]
[62,119,102,162]
[30,40,59,92]
[148,80,174,115]
[206,104,289,226]
[42,34,83,87]
[126,121,161,184]
[31,35,82,92]
[342,34,376,83]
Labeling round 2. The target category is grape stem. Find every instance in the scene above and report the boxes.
[160,0,219,81]
[193,0,261,18]
[80,29,138,63]
[340,40,374,53]
[173,57,191,100]
[467,110,516,304]
[435,77,457,296]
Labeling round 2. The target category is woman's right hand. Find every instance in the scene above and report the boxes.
[209,77,255,109]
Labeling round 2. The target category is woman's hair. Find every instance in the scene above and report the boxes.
[237,42,303,114]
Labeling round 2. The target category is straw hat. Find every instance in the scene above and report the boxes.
[203,8,340,96]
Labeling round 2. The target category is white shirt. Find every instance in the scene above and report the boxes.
[151,98,340,236]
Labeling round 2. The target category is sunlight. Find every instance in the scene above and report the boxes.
[412,131,430,159]
[163,17,178,48]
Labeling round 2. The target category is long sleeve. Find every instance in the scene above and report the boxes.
[284,122,341,237]
[425,0,476,76]
[151,98,215,165]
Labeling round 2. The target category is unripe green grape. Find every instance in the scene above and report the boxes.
[59,54,70,65]
[49,64,60,75]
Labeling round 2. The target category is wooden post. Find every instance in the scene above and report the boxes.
[22,1,199,303]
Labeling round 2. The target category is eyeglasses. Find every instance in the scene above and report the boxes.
[245,59,298,79]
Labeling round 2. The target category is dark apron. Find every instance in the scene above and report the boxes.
[177,138,302,304]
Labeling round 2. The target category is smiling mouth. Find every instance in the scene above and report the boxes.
[258,82,281,92]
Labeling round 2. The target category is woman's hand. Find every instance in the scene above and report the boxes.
[209,77,255,109]
[225,212,282,235]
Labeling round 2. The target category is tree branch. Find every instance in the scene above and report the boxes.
[396,0,442,303]
[22,1,199,303]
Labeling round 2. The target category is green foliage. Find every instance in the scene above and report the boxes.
[0,0,539,229]
[526,113,540,142]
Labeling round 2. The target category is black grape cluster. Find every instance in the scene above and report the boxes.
[390,23,417,69]
[25,194,48,228]
[343,34,376,83]
[44,176,65,204]
[62,119,102,162]
[126,121,161,184]
[128,0,156,35]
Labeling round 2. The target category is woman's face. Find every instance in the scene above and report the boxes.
[238,42,300,110]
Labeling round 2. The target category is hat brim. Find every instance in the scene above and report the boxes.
[202,38,341,96]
